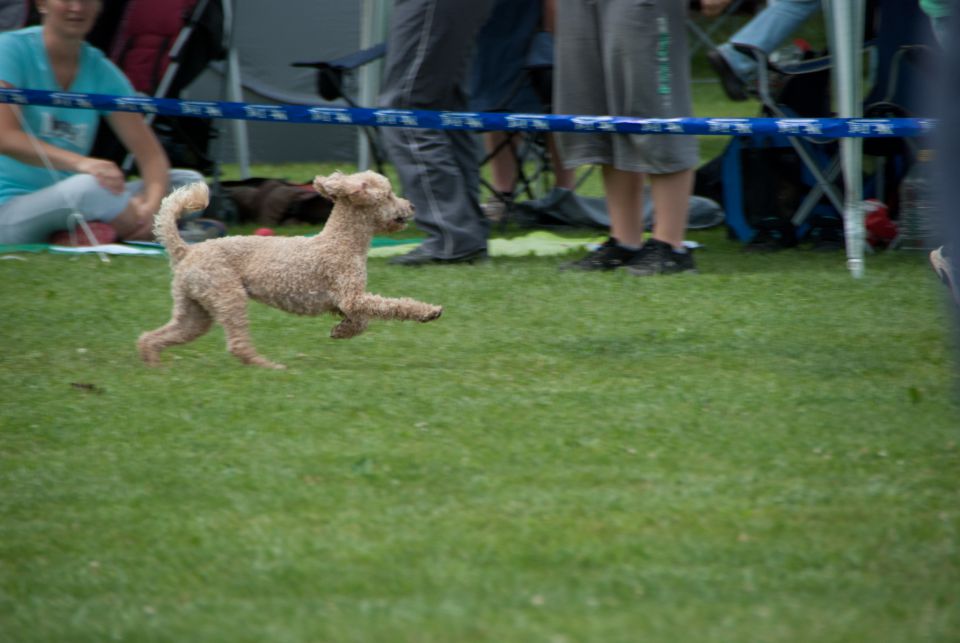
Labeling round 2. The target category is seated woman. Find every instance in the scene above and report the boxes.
[0,0,211,245]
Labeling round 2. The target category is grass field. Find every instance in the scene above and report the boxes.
[2,224,958,642]
[3,18,960,640]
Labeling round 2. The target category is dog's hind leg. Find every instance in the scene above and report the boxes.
[138,296,213,366]
[202,286,286,370]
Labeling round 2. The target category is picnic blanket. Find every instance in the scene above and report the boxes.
[0,232,608,258]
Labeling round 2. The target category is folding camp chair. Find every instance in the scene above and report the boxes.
[292,43,389,174]
[475,30,563,209]
[685,0,757,58]
[719,0,933,244]
[294,33,578,219]
[88,0,226,179]
[0,0,33,31]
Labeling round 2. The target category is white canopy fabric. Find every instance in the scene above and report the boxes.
[826,0,867,278]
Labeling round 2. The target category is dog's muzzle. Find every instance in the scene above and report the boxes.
[394,206,414,225]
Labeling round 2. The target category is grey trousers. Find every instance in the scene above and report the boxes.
[378,0,494,260]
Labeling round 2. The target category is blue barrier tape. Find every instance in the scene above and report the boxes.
[0,88,935,138]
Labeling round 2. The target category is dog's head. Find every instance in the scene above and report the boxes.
[313,171,414,233]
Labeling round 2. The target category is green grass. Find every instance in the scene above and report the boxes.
[1,228,958,642]
[3,27,960,639]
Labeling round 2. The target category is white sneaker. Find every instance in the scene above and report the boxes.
[930,245,960,306]
[480,198,508,223]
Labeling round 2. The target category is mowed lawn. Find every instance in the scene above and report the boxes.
[1,223,958,642]
[2,23,959,639]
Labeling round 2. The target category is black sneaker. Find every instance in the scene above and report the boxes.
[625,239,697,276]
[561,238,642,271]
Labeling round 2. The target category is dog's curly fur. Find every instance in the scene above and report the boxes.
[137,171,443,369]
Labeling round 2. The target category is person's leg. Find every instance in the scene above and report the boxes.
[109,206,153,240]
[114,169,208,241]
[486,131,518,194]
[379,0,494,261]
[932,3,960,319]
[603,165,645,248]
[716,0,821,82]
[553,0,610,174]
[546,133,576,191]
[649,168,694,249]
[0,174,127,244]
[603,0,697,275]
[167,169,206,189]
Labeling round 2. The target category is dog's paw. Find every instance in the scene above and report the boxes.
[420,305,443,322]
[331,318,367,339]
[247,356,287,370]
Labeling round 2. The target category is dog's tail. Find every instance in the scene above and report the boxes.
[153,182,210,264]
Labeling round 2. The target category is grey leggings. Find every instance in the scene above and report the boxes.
[0,168,204,244]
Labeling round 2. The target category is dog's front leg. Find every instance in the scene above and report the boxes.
[330,316,369,339]
[341,293,442,323]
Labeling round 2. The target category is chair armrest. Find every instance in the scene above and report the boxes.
[292,42,387,72]
[292,43,387,103]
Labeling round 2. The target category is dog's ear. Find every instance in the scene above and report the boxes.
[314,172,386,206]
[313,173,345,201]
[344,179,387,206]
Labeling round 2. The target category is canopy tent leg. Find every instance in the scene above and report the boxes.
[826,0,866,278]
[357,0,390,171]
[222,0,250,179]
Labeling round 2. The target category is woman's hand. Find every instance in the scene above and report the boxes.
[128,193,160,221]
[75,157,126,194]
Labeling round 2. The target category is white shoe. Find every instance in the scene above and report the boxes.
[480,198,508,223]
[930,245,960,306]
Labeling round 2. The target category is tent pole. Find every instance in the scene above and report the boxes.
[357,0,388,171]
[827,0,866,278]
[221,0,250,179]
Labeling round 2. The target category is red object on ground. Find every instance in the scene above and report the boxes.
[48,222,117,246]
[254,227,275,236]
[864,199,898,248]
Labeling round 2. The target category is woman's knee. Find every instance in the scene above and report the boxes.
[169,169,205,188]
[68,174,130,220]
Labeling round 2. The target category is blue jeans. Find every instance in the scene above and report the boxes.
[717,0,822,82]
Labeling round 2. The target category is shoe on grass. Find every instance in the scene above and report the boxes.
[561,237,644,271]
[625,238,697,276]
[389,245,489,266]
[480,197,508,223]
[930,245,960,306]
[179,218,227,243]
